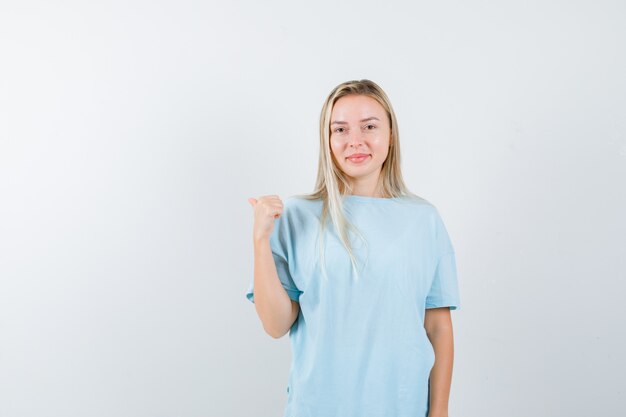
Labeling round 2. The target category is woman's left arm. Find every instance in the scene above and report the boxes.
[424,307,455,417]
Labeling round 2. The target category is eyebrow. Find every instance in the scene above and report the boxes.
[331,117,380,125]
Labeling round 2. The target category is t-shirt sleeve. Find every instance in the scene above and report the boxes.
[245,203,303,304]
[425,209,461,311]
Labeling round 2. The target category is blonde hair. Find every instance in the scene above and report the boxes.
[293,79,422,281]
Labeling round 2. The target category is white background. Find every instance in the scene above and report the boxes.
[1,1,625,416]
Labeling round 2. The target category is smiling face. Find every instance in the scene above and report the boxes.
[329,94,391,192]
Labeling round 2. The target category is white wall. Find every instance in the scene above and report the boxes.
[1,1,624,416]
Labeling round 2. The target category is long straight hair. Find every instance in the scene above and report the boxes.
[293,79,421,281]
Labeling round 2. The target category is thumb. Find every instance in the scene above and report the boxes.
[248,197,257,207]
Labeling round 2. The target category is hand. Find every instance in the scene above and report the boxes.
[248,195,283,242]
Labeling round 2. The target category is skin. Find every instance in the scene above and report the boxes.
[329,94,391,197]
[331,94,455,417]
[247,195,300,338]
[424,307,455,417]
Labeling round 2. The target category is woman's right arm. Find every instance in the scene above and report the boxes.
[253,237,300,338]
[248,195,300,339]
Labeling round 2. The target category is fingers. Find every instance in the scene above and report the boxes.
[249,195,283,218]
[249,195,282,207]
[250,195,284,241]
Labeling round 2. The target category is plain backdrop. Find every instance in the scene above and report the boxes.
[1,1,625,416]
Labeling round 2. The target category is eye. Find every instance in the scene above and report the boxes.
[333,127,345,133]
[364,124,376,130]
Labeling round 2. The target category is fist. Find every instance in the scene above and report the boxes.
[248,195,283,241]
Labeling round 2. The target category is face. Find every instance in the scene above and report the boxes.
[329,94,391,183]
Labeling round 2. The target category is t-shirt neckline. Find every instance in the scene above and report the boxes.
[343,195,401,202]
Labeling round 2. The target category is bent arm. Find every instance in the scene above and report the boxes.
[252,238,300,338]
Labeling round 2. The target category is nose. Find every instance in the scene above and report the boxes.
[347,130,365,147]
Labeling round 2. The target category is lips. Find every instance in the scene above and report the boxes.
[346,154,370,163]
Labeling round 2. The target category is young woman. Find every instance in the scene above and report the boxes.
[246,79,461,417]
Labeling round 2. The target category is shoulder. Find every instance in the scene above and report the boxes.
[282,194,322,212]
[398,195,455,242]
[276,195,322,225]
[395,194,441,220]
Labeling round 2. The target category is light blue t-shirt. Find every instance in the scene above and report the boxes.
[246,194,461,417]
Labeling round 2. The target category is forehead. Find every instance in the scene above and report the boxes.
[331,94,386,119]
